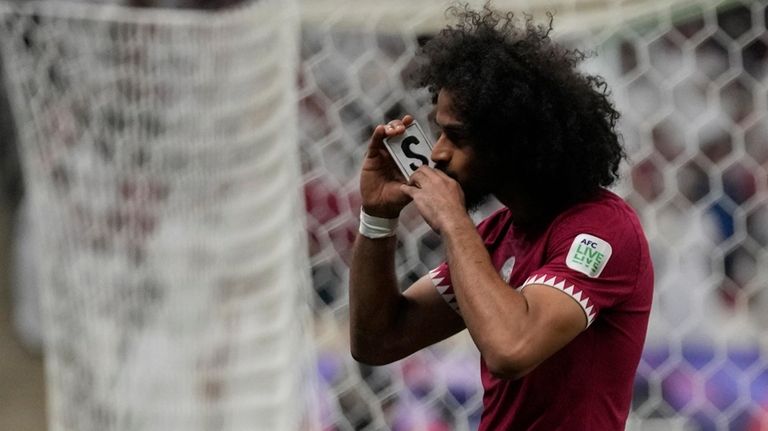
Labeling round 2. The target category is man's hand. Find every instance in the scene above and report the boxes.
[360,115,414,218]
[400,166,470,234]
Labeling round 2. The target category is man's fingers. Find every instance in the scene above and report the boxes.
[408,170,423,188]
[385,114,415,135]
[370,115,416,159]
[384,121,406,136]
[367,124,392,160]
[369,125,386,148]
[431,167,455,182]
[400,184,418,197]
[409,166,439,187]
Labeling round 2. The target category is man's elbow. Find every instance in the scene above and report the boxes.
[350,347,390,366]
[484,346,538,380]
[350,333,399,366]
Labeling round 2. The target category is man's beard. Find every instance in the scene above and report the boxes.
[437,163,494,213]
[462,182,492,212]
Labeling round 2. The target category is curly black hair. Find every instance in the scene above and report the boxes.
[417,4,624,215]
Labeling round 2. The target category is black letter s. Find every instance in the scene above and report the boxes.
[401,136,430,171]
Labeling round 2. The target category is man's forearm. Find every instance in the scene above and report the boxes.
[441,215,532,372]
[348,234,403,357]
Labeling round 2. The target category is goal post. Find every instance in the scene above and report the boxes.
[0,1,318,430]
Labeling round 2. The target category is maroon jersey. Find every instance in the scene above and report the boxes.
[429,189,653,430]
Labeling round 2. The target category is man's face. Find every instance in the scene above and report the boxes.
[430,89,495,211]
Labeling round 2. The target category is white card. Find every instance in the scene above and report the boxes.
[382,121,435,180]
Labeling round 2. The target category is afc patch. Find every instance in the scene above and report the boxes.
[566,233,612,278]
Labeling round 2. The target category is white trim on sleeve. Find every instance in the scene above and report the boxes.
[429,267,461,314]
[521,274,596,327]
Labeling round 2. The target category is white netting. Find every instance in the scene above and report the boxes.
[0,1,317,431]
[298,0,768,430]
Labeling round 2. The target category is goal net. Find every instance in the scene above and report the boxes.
[0,1,317,430]
[299,1,768,430]
[1,0,767,430]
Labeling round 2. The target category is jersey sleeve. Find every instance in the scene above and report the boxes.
[427,209,508,315]
[521,208,644,328]
[429,262,461,314]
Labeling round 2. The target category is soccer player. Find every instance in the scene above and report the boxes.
[349,5,653,431]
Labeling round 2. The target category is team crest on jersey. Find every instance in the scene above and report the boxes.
[566,234,612,278]
[499,257,515,283]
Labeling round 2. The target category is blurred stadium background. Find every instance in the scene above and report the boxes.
[0,0,767,430]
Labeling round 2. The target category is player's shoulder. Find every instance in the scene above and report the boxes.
[557,189,640,231]
[475,206,513,243]
[549,189,651,280]
[549,189,647,252]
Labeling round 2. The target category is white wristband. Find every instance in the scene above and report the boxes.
[359,208,398,239]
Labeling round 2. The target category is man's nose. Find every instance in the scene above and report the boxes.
[431,135,450,163]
